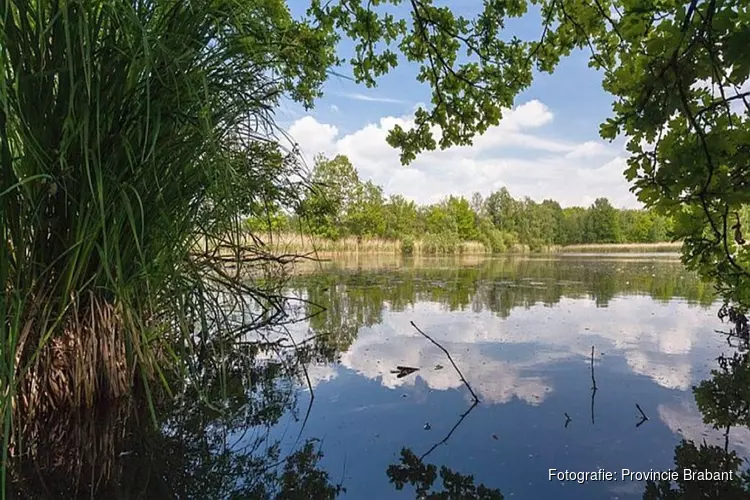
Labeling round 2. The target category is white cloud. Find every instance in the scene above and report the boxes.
[625,351,692,390]
[286,100,637,208]
[330,104,340,113]
[565,140,610,159]
[287,116,338,159]
[303,363,339,390]
[340,92,410,104]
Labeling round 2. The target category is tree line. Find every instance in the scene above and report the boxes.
[248,154,675,252]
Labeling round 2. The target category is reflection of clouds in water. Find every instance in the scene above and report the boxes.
[339,333,550,405]
[304,363,339,389]
[658,401,750,455]
[334,296,720,396]
[625,351,692,390]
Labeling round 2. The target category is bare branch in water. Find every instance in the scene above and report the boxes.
[590,346,598,425]
[636,403,649,428]
[410,321,479,403]
[419,400,479,461]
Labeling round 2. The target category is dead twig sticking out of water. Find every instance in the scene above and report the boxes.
[419,400,479,461]
[590,346,598,425]
[636,403,649,428]
[410,321,480,403]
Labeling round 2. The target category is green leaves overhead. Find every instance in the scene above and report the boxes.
[308,0,537,163]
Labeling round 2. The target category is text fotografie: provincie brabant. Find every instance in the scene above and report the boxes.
[549,468,735,484]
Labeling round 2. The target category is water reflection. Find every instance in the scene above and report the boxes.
[284,256,742,498]
[645,335,750,498]
[387,447,503,499]
[7,341,344,499]
[8,256,750,499]
[293,257,718,405]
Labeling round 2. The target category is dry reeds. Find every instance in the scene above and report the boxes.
[17,292,131,420]
[559,242,682,253]
[242,232,491,256]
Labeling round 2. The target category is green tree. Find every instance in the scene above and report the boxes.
[423,204,457,235]
[471,192,485,217]
[383,194,419,238]
[300,154,362,239]
[559,207,588,245]
[586,198,622,244]
[346,180,386,238]
[445,196,479,241]
[648,214,670,243]
[485,188,519,234]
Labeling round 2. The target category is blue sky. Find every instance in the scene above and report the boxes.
[280,1,637,208]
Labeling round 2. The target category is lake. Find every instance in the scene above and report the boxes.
[269,254,745,499]
[10,254,750,499]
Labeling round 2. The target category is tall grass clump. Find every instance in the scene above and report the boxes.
[0,0,334,480]
[400,236,415,255]
[421,233,461,255]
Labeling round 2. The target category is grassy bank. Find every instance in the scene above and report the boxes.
[558,242,682,253]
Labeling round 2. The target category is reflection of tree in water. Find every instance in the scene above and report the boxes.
[304,273,388,355]
[645,311,750,498]
[643,440,750,499]
[294,258,714,344]
[387,448,503,500]
[7,341,344,499]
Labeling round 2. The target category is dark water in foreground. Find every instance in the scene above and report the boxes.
[10,254,750,499]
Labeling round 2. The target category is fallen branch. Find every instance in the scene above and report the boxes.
[410,321,479,403]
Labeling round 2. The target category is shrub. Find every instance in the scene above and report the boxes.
[401,236,415,255]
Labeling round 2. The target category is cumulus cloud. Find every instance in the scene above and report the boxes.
[286,100,637,208]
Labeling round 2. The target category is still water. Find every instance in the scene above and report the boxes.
[10,254,750,499]
[275,254,744,499]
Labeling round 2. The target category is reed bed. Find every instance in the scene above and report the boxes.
[559,242,682,253]
[242,232,491,256]
[1,2,319,490]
